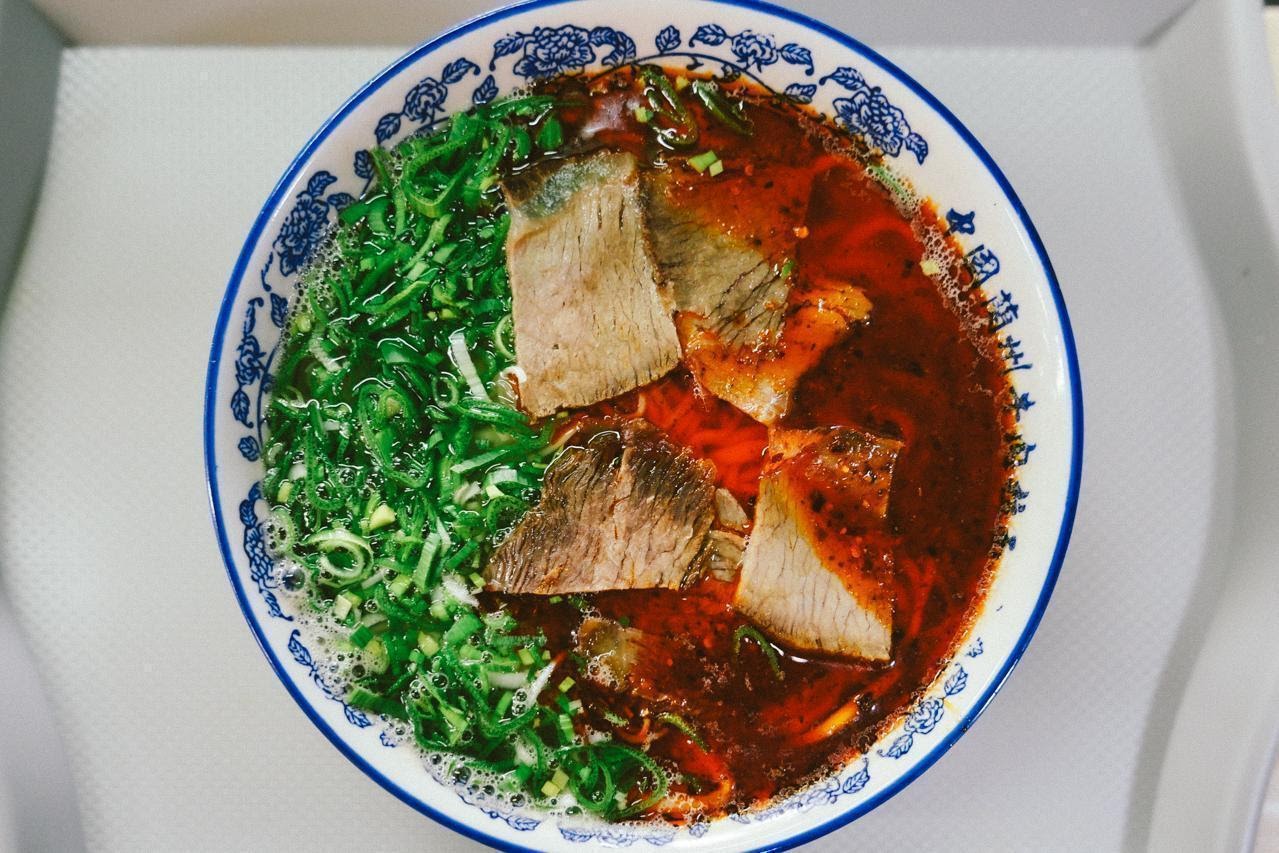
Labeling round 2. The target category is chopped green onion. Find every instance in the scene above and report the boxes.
[658,712,707,750]
[332,592,354,620]
[368,503,397,531]
[347,686,384,711]
[447,330,489,401]
[688,150,719,173]
[262,94,668,819]
[386,574,412,599]
[350,624,374,648]
[733,624,784,681]
[417,631,440,657]
[443,612,483,646]
[535,116,563,150]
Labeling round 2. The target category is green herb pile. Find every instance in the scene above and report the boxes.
[262,96,668,818]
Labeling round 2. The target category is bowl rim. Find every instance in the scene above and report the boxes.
[202,0,1083,849]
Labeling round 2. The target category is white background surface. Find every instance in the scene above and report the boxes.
[1249,24,1279,853]
[1254,15,1279,816]
[28,0,1196,46]
[1,3,1277,851]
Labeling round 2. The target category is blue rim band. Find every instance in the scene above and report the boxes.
[203,1,1083,849]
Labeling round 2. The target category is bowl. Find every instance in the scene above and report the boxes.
[203,1,1082,848]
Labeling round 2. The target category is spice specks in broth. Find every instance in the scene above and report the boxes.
[509,69,1016,813]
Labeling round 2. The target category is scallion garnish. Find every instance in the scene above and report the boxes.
[263,93,679,820]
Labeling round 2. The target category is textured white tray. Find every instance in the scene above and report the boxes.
[1,1,1276,850]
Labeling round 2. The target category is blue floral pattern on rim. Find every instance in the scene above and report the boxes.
[212,9,1061,846]
[728,759,871,825]
[687,24,813,75]
[492,25,637,78]
[287,628,373,729]
[272,171,355,277]
[821,66,929,163]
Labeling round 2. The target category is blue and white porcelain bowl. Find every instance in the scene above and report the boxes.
[204,1,1082,848]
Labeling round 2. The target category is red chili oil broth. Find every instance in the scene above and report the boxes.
[495,68,1015,819]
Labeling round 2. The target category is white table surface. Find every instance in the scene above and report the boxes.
[1,5,1277,851]
[1252,25,1279,853]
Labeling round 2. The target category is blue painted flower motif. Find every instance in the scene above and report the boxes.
[273,195,330,277]
[943,665,969,696]
[588,26,636,67]
[403,76,447,121]
[905,697,944,735]
[507,815,541,832]
[272,170,351,276]
[287,628,313,667]
[240,482,289,620]
[880,731,915,759]
[375,112,402,143]
[231,297,265,428]
[822,65,928,163]
[440,58,480,85]
[269,293,288,328]
[231,389,251,426]
[784,82,817,104]
[287,628,372,728]
[560,825,675,846]
[353,149,373,181]
[234,335,263,386]
[946,207,977,235]
[493,24,635,79]
[655,25,681,53]
[835,90,907,155]
[238,436,260,461]
[689,23,728,46]
[730,30,777,69]
[472,74,498,105]
[778,42,814,74]
[821,66,867,91]
[516,26,595,78]
[726,758,872,825]
[842,760,870,793]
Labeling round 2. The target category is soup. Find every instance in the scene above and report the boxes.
[262,65,1015,824]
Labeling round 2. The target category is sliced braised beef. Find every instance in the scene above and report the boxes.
[642,173,789,422]
[642,175,790,350]
[503,150,681,418]
[485,420,716,595]
[713,487,750,532]
[733,426,902,660]
[768,426,902,520]
[704,529,746,582]
[641,171,870,424]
